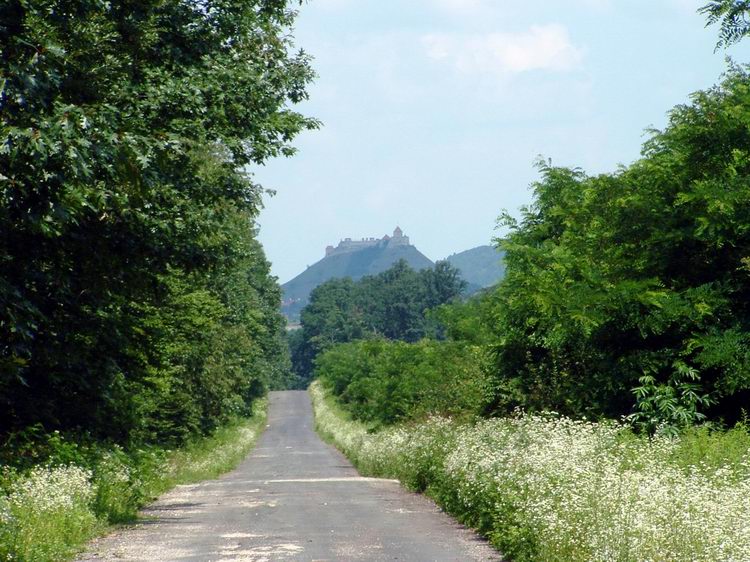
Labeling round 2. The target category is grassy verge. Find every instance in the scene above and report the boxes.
[310,381,750,562]
[0,399,267,562]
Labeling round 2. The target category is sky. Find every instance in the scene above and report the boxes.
[254,0,750,284]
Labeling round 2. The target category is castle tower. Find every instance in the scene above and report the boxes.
[390,226,409,246]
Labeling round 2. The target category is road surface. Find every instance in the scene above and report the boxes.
[79,390,499,561]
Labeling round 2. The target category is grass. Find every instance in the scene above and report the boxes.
[163,400,268,486]
[310,381,750,562]
[0,399,267,562]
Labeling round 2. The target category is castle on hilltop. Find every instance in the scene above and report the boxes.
[325,227,411,257]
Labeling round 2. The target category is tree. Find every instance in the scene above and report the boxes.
[293,278,367,381]
[485,67,750,429]
[1,0,315,443]
[701,1,750,48]
[291,260,466,384]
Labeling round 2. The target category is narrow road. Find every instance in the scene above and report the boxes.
[80,391,498,561]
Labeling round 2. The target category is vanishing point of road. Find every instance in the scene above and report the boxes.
[79,390,499,561]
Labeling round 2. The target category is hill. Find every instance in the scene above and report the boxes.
[444,245,506,291]
[282,228,433,321]
[281,230,507,322]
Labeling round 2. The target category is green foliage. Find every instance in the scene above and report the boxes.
[91,450,141,524]
[0,465,98,562]
[701,0,750,48]
[668,419,750,476]
[0,0,311,445]
[285,328,307,389]
[292,259,466,383]
[316,339,490,426]
[430,289,496,345]
[485,66,750,428]
[628,361,716,435]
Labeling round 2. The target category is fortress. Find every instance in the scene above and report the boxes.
[325,227,411,257]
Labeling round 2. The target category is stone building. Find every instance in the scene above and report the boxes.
[325,227,410,257]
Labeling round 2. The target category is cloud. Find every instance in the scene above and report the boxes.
[422,24,584,75]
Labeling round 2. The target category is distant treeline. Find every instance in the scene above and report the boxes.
[1,0,315,452]
[288,260,466,386]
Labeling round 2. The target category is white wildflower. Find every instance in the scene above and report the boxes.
[310,381,750,562]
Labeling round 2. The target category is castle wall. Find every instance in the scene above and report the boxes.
[325,229,410,257]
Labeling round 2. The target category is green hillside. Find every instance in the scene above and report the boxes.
[445,245,506,290]
[282,239,507,322]
[282,242,434,321]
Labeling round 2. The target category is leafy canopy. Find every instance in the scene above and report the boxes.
[1,0,315,444]
[701,0,750,48]
[485,66,750,429]
[290,260,466,384]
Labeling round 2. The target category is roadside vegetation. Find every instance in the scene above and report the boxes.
[1,0,312,560]
[307,3,750,560]
[0,402,266,562]
[312,383,750,561]
[303,6,750,437]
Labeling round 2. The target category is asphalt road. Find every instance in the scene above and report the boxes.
[79,390,499,561]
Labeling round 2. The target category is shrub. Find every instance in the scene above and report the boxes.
[315,339,490,425]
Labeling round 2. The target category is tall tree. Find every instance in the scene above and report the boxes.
[1,0,316,442]
[486,67,750,429]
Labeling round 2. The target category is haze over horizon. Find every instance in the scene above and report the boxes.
[254,0,750,284]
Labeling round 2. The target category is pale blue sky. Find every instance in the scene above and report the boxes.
[254,0,749,283]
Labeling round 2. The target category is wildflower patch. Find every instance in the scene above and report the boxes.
[311,381,750,562]
[0,400,267,562]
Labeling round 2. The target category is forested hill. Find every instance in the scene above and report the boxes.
[282,241,507,322]
[445,245,506,291]
[282,243,433,321]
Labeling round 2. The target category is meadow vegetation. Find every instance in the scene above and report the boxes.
[312,382,750,562]
[0,401,266,562]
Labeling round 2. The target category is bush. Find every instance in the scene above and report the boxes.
[0,465,98,562]
[315,339,490,425]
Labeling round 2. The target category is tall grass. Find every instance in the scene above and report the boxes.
[311,381,750,562]
[0,399,267,562]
